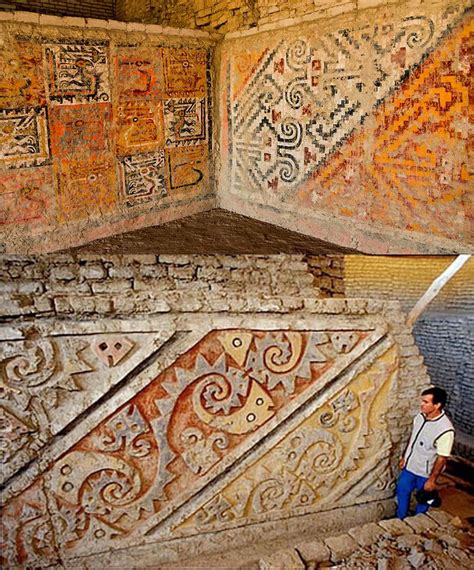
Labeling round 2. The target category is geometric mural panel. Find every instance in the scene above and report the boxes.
[224,2,473,244]
[119,151,167,208]
[55,152,118,222]
[164,97,207,147]
[0,166,56,227]
[44,41,111,105]
[0,107,50,169]
[162,48,208,98]
[0,24,213,253]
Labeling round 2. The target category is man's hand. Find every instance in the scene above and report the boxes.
[423,478,437,492]
[424,455,447,492]
[399,457,406,469]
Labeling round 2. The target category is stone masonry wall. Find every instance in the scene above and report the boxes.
[0,254,344,321]
[118,0,388,33]
[0,0,115,20]
[0,254,430,568]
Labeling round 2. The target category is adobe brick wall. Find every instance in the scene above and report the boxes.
[0,252,428,568]
[0,254,344,321]
[117,0,362,32]
[1,0,115,20]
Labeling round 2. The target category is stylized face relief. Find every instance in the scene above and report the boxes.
[192,375,275,435]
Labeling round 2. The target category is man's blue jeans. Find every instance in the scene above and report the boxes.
[396,468,429,519]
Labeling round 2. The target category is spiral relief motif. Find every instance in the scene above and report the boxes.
[263,331,303,374]
[285,79,306,109]
[194,373,245,415]
[286,39,309,71]
[296,437,342,480]
[3,340,56,388]
[399,16,435,48]
[250,478,288,514]
[81,468,142,514]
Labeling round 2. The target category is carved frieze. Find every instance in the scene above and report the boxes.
[0,322,175,484]
[0,314,404,566]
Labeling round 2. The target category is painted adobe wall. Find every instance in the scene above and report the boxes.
[345,255,474,460]
[0,254,429,567]
[0,14,215,254]
[219,0,473,253]
[2,2,472,254]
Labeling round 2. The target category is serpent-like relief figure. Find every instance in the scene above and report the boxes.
[192,373,275,435]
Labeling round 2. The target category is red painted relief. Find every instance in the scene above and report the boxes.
[0,166,55,227]
[55,152,118,222]
[1,328,378,562]
[0,480,59,567]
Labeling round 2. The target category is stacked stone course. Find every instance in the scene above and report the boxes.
[119,0,367,33]
[259,511,474,569]
[0,254,344,321]
[0,0,115,20]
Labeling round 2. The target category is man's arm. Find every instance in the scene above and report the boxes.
[423,430,454,491]
[423,456,447,491]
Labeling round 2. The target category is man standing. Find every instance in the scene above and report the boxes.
[396,387,454,519]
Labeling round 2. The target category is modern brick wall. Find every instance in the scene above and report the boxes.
[345,256,474,313]
[1,0,116,19]
[415,315,474,461]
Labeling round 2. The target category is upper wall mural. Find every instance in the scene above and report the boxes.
[0,21,214,253]
[220,0,473,251]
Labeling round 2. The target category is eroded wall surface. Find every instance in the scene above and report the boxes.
[1,0,115,20]
[0,255,429,568]
[220,0,473,253]
[0,15,215,254]
[118,0,381,33]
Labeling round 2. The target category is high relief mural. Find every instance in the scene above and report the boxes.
[0,27,213,251]
[0,311,404,567]
[222,1,473,244]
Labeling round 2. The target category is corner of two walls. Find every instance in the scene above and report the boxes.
[2,0,473,254]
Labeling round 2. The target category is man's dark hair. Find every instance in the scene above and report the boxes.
[422,387,447,409]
